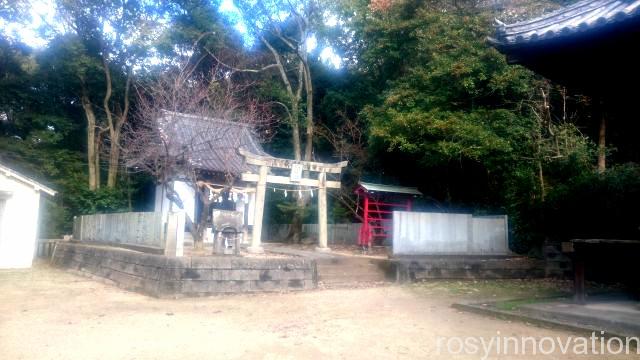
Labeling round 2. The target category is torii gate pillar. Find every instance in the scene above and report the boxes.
[247,165,268,254]
[316,171,329,252]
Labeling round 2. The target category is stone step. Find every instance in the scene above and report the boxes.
[315,256,394,284]
[318,268,377,272]
[318,267,384,273]
[318,270,387,276]
[319,280,389,288]
[318,269,387,276]
[320,278,388,284]
[320,276,386,281]
[319,271,387,278]
[317,268,384,274]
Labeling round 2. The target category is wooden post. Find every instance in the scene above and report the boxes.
[573,255,586,304]
[164,211,185,257]
[248,165,267,253]
[79,215,84,241]
[596,97,606,174]
[316,171,330,252]
[361,195,369,247]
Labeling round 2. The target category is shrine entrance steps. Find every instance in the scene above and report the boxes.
[316,257,395,287]
[264,244,396,288]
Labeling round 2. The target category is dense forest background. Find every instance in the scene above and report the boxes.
[2,0,639,254]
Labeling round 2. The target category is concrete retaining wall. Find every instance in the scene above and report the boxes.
[543,242,573,278]
[51,242,316,297]
[394,256,545,281]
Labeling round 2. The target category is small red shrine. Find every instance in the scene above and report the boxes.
[355,182,422,248]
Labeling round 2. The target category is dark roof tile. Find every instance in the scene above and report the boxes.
[490,0,640,47]
[157,111,266,175]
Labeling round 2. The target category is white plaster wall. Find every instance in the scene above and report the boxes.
[155,182,196,225]
[154,184,170,223]
[0,173,42,268]
[172,181,196,223]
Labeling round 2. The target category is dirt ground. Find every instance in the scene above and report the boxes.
[1,262,637,359]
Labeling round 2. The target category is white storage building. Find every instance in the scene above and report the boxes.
[0,163,56,268]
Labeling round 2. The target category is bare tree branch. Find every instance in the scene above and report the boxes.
[121,61,276,250]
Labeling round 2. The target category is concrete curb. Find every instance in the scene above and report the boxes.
[452,302,633,340]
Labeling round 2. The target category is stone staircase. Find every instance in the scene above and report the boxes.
[316,256,395,287]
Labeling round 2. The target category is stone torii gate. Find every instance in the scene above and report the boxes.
[239,149,347,253]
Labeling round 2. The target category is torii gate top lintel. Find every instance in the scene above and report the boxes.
[238,148,348,174]
[238,148,348,254]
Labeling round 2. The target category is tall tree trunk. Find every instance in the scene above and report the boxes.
[80,85,98,190]
[536,122,545,201]
[194,199,208,251]
[288,63,315,244]
[303,65,314,161]
[287,65,313,243]
[102,57,117,188]
[193,185,212,252]
[102,60,132,188]
[287,206,302,244]
[538,160,546,201]
[259,34,313,244]
[598,115,606,173]
[291,100,302,161]
[260,37,304,161]
[126,170,132,211]
[287,105,304,243]
[95,130,102,189]
[107,132,121,187]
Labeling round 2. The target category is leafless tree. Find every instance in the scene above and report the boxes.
[317,114,368,221]
[122,62,275,250]
[521,82,593,201]
[207,1,321,243]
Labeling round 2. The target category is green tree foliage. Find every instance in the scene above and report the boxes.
[361,4,535,169]
[319,0,606,251]
[0,35,129,236]
[156,0,244,63]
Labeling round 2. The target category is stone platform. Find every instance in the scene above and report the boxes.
[51,242,317,298]
[265,244,547,284]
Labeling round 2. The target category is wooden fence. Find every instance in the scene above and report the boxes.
[73,212,167,252]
